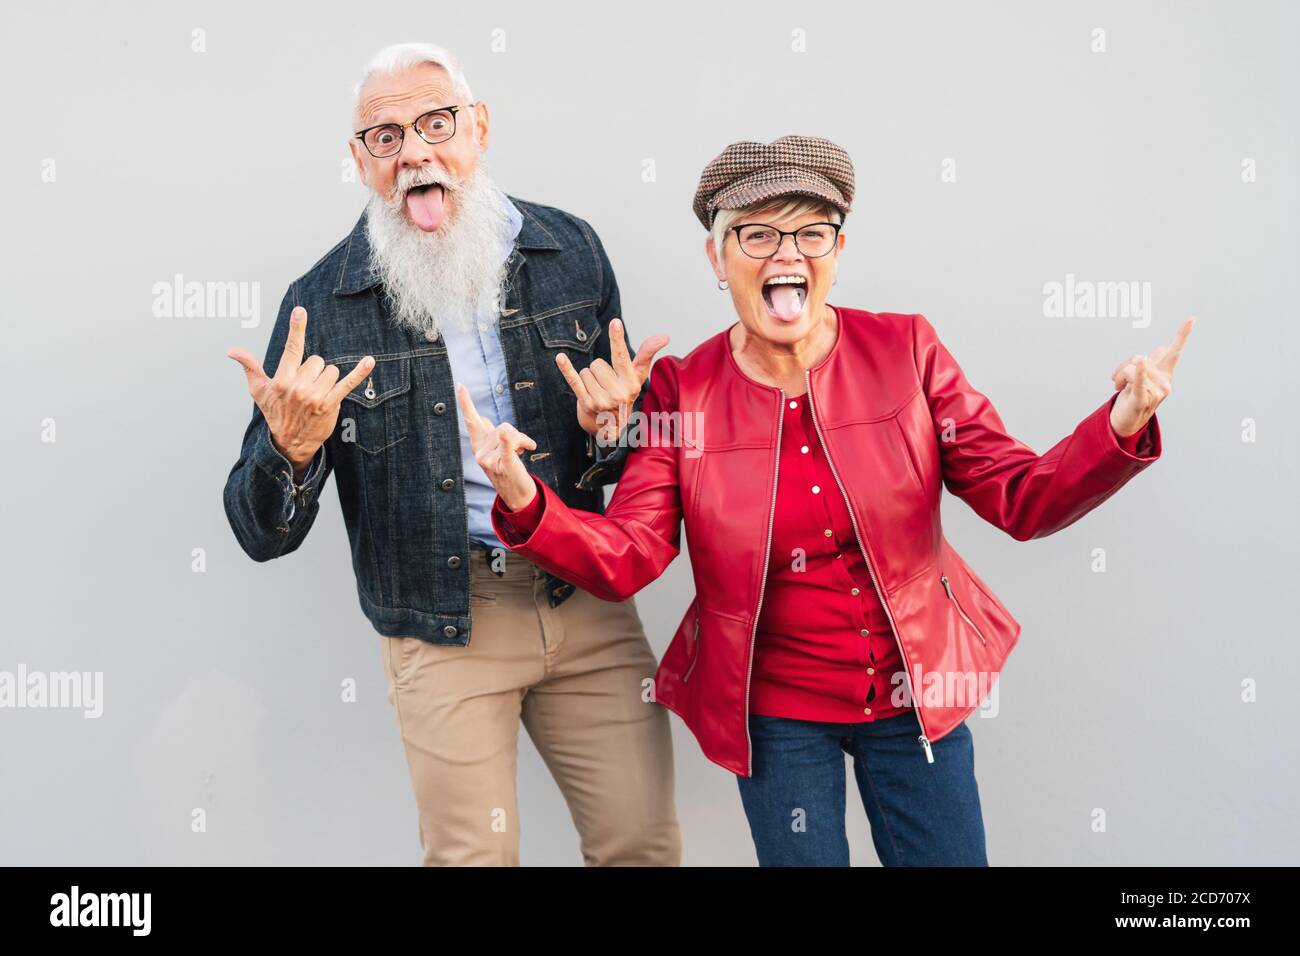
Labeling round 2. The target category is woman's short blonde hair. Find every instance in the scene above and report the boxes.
[710,197,843,261]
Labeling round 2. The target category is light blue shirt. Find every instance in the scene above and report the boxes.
[442,194,524,551]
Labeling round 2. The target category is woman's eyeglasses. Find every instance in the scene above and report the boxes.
[729,222,842,259]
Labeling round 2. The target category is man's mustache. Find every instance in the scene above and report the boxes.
[390,164,461,203]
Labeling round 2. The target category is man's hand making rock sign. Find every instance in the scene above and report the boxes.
[555,318,668,445]
[227,306,376,479]
[456,382,541,512]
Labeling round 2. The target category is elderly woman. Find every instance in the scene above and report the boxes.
[455,135,1191,866]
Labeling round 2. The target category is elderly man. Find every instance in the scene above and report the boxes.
[222,42,678,866]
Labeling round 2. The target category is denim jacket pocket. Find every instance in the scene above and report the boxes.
[336,354,412,454]
[535,303,602,354]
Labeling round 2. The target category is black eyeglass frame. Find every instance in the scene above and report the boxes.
[353,104,471,158]
[728,221,844,259]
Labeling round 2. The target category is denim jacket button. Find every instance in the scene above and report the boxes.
[443,625,457,638]
[433,402,447,415]
[440,478,455,490]
[447,555,461,569]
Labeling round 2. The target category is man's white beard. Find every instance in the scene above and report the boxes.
[365,162,514,339]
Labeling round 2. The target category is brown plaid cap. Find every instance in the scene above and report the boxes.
[692,135,854,230]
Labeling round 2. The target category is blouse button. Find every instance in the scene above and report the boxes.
[860,628,869,637]
[789,400,798,409]
[811,485,821,494]
[863,707,872,715]
[851,587,860,596]
[866,667,875,675]
[824,529,833,538]
[800,445,809,454]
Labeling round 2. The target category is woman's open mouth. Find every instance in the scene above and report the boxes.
[761,275,808,321]
[404,182,446,233]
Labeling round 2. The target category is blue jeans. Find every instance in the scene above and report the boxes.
[736,711,988,866]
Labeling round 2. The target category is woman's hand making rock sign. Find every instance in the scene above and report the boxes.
[456,382,541,511]
[1108,316,1195,438]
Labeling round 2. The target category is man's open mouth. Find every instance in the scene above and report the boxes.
[761,275,808,320]
[404,182,446,233]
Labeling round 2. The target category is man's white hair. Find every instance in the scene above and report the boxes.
[353,42,474,123]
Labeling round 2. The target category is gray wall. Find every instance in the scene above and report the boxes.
[1,0,1296,865]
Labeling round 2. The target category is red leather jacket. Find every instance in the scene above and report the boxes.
[492,306,1162,776]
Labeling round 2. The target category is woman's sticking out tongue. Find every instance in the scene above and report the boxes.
[406,184,446,232]
[768,284,804,321]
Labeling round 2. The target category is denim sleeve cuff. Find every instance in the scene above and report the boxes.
[576,441,630,491]
[251,426,328,529]
[576,377,648,489]
[593,436,620,463]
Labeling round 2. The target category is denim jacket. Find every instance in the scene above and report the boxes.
[223,197,642,644]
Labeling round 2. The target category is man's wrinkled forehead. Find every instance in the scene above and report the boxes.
[356,62,457,127]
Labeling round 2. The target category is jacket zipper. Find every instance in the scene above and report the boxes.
[941,573,987,646]
[805,371,935,764]
[682,613,702,683]
[742,389,785,776]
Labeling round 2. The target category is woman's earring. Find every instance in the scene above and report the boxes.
[717,278,729,290]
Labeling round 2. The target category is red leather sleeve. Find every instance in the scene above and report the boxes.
[489,360,684,601]
[911,312,1162,542]
[493,475,547,536]
[1114,427,1141,453]
[1114,417,1158,457]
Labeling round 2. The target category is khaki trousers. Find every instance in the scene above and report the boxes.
[377,548,681,866]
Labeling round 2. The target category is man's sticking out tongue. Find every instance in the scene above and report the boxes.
[406,184,446,232]
[769,284,805,320]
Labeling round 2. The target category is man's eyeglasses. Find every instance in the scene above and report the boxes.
[354,104,472,158]
[729,221,842,259]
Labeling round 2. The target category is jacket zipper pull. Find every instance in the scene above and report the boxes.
[683,616,702,683]
[919,735,934,763]
[941,574,953,598]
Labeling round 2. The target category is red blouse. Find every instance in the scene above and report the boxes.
[748,394,912,723]
[495,392,1150,724]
